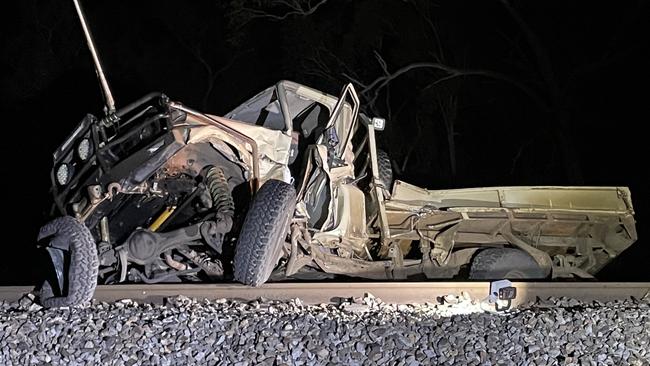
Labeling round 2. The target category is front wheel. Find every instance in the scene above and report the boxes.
[233,179,296,286]
[38,216,98,307]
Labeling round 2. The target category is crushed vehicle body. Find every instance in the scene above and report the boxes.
[37,1,638,307]
[40,79,637,307]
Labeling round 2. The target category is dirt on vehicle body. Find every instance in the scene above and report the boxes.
[41,79,637,306]
[37,0,638,307]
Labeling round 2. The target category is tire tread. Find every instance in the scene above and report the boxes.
[39,216,98,307]
[469,248,546,280]
[234,180,296,286]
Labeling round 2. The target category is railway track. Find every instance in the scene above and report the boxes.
[1,282,648,307]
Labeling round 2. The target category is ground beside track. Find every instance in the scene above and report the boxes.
[1,291,649,365]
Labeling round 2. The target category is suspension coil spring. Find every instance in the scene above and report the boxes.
[205,166,235,217]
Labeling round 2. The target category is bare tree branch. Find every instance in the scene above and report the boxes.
[408,0,445,63]
[500,0,559,102]
[167,25,247,109]
[341,72,368,89]
[239,0,329,21]
[510,139,533,176]
[438,94,459,179]
[356,59,550,114]
[201,51,251,109]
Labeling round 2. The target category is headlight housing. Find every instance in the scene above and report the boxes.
[77,138,92,161]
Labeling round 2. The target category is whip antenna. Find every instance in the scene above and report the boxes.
[72,0,116,115]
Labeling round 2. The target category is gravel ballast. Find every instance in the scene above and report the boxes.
[1,293,649,365]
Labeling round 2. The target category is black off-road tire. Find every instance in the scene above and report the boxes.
[377,149,393,192]
[234,179,296,286]
[469,248,547,280]
[39,216,98,308]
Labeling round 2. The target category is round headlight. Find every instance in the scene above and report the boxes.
[77,138,92,161]
[56,164,70,186]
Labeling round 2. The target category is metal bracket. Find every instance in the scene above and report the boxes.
[286,224,314,276]
[431,225,459,265]
[387,242,407,279]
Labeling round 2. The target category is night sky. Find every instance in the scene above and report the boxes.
[2,0,648,283]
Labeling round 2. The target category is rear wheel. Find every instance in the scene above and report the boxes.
[469,248,546,280]
[234,180,296,286]
[38,216,98,307]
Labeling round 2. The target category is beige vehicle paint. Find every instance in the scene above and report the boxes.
[157,80,637,280]
[66,0,635,282]
[244,81,636,280]
[384,182,636,277]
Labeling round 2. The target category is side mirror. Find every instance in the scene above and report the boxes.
[371,117,386,131]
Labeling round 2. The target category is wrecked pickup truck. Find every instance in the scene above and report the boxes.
[38,0,637,307]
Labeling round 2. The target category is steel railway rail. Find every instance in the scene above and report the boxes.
[1,282,648,308]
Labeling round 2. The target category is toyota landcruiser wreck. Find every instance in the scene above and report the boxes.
[38,0,638,307]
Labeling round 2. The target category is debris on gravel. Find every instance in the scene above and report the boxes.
[1,293,648,365]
